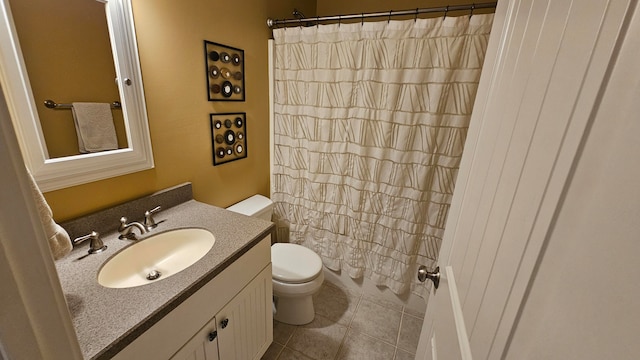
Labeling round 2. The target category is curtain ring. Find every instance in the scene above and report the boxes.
[338,15,341,27]
[469,4,475,19]
[414,8,419,22]
[388,10,392,24]
[316,16,320,28]
[361,13,364,26]
[443,6,449,20]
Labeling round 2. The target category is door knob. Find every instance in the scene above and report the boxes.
[418,265,440,290]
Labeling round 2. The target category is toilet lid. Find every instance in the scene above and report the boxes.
[271,243,323,284]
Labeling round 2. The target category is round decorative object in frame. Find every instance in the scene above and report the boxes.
[204,40,245,101]
[209,51,220,61]
[209,66,220,78]
[210,112,247,166]
[224,130,235,145]
[232,53,241,66]
[220,68,232,79]
[221,81,233,98]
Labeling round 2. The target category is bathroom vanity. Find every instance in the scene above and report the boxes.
[56,184,274,359]
[115,236,272,360]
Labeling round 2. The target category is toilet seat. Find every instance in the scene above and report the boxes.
[272,271,325,297]
[271,243,322,284]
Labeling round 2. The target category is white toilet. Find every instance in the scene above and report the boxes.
[227,195,324,325]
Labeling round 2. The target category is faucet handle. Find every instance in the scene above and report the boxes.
[144,206,162,230]
[73,231,107,254]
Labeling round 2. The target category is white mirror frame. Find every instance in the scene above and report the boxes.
[0,0,154,192]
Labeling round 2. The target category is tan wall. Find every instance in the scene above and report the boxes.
[9,0,127,158]
[40,0,316,221]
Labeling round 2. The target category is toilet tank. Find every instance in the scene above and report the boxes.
[226,194,273,221]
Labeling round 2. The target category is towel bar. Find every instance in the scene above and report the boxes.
[43,99,121,109]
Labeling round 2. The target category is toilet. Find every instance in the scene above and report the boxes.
[226,195,324,325]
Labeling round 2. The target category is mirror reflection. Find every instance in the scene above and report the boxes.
[9,0,128,159]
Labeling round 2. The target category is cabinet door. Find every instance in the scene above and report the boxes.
[171,317,220,360]
[217,264,273,360]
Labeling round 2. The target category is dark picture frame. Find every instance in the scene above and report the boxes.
[210,112,247,165]
[204,41,245,101]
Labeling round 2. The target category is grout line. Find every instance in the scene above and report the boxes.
[285,322,297,346]
[274,343,285,360]
[346,291,363,328]
[395,312,405,350]
[334,295,361,359]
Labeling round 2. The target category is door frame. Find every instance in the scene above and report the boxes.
[417,0,637,358]
[0,90,82,357]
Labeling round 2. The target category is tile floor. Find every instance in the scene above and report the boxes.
[262,281,425,360]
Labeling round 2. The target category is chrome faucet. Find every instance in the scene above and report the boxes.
[118,217,147,240]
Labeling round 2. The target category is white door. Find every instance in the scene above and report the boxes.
[415,0,636,358]
[419,266,471,360]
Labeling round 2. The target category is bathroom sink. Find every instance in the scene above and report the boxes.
[98,228,215,288]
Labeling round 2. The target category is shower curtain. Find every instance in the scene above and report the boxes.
[271,14,493,298]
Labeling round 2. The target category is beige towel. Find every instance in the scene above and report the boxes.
[72,102,118,153]
[26,170,72,260]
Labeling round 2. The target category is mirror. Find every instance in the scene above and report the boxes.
[11,0,127,159]
[0,0,154,192]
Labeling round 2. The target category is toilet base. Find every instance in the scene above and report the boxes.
[274,294,315,325]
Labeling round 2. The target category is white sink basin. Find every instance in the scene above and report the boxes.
[98,228,215,288]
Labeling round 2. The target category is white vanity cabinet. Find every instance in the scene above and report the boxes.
[113,236,273,360]
[171,265,272,360]
[170,317,220,360]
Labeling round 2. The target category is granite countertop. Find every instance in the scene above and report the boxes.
[55,190,274,359]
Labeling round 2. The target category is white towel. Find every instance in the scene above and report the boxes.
[72,102,118,153]
[26,170,72,260]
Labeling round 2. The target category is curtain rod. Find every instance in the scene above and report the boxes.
[266,2,497,28]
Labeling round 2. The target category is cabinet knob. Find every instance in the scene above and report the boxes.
[208,330,217,341]
[220,318,229,329]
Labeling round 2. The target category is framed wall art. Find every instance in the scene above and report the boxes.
[210,112,247,165]
[204,40,245,101]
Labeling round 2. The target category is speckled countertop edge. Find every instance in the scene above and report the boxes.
[55,185,274,359]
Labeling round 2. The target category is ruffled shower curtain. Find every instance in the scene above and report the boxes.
[271,14,493,298]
